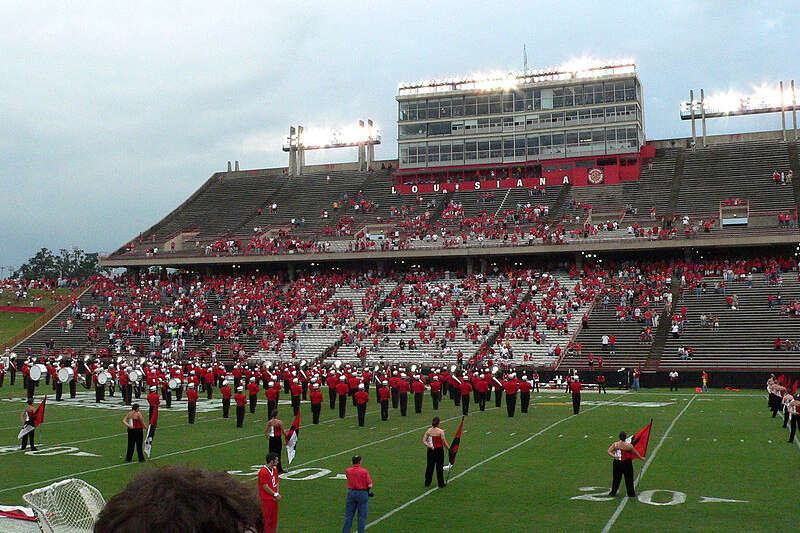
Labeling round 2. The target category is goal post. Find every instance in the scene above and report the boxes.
[22,479,106,533]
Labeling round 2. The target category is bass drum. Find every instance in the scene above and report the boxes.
[128,370,141,383]
[57,367,75,383]
[168,378,181,390]
[29,364,47,381]
[97,372,109,385]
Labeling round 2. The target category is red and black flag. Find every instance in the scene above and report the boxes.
[448,416,464,466]
[17,397,46,440]
[627,419,652,459]
[286,410,300,464]
[143,405,158,458]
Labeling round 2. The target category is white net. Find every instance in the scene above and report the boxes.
[22,479,106,533]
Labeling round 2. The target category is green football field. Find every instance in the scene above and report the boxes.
[0,381,796,532]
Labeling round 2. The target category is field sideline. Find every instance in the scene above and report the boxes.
[0,381,796,532]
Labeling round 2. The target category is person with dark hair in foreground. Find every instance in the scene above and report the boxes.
[607,431,644,497]
[259,452,281,533]
[93,466,263,533]
[422,416,450,488]
[342,455,372,533]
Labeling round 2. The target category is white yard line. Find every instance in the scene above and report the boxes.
[366,394,629,529]
[600,395,697,533]
[0,412,118,430]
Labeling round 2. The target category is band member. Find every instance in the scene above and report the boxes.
[186,383,198,424]
[310,383,323,424]
[520,375,532,413]
[412,376,426,414]
[451,374,461,407]
[389,371,400,409]
[569,375,582,415]
[119,369,130,405]
[493,375,503,407]
[55,371,63,401]
[423,417,449,488]
[93,369,105,403]
[221,380,232,418]
[355,383,369,427]
[290,378,302,417]
[503,375,519,417]
[327,372,338,409]
[147,386,160,423]
[20,399,38,451]
[258,452,281,533]
[787,396,800,443]
[123,403,145,462]
[459,378,472,416]
[69,365,77,398]
[769,382,785,418]
[397,374,410,416]
[234,387,247,427]
[266,411,285,474]
[204,369,214,400]
[247,378,260,414]
[782,392,794,428]
[532,370,540,393]
[378,381,390,421]
[607,431,644,497]
[265,381,279,416]
[475,375,488,411]
[668,369,679,392]
[598,373,607,394]
[336,376,349,419]
[430,375,441,410]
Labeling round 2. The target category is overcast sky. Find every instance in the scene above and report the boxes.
[1,1,797,272]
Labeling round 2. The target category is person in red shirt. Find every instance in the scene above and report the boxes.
[355,383,369,427]
[122,403,145,462]
[186,383,199,424]
[397,374,411,416]
[503,375,519,417]
[429,376,442,410]
[519,376,533,413]
[458,378,472,416]
[310,382,323,424]
[220,380,232,418]
[377,381,391,421]
[326,372,339,408]
[203,369,214,400]
[342,455,372,533]
[569,375,582,415]
[266,410,286,474]
[474,376,489,411]
[597,373,607,394]
[411,377,427,414]
[290,378,302,417]
[247,378,260,414]
[147,385,160,423]
[258,452,281,533]
[265,381,279,416]
[234,387,247,428]
[336,376,350,418]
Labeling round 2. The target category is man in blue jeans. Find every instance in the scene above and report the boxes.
[342,455,372,533]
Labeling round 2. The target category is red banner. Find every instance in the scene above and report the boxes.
[0,306,45,313]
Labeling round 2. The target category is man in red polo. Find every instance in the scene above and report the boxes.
[220,380,232,418]
[258,452,281,533]
[310,382,323,424]
[336,376,349,418]
[569,375,582,415]
[429,375,442,410]
[458,377,473,416]
[234,386,247,427]
[186,383,198,424]
[247,378,260,414]
[503,374,519,417]
[411,376,427,414]
[355,383,369,427]
[474,375,489,411]
[397,374,411,416]
[341,455,372,533]
[519,375,533,413]
[377,381,390,421]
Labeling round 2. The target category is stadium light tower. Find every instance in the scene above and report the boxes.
[283,121,381,177]
[681,81,798,146]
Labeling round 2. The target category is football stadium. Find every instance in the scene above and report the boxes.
[1,4,800,533]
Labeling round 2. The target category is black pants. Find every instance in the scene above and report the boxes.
[26,380,35,400]
[55,382,63,401]
[461,394,470,416]
[521,391,530,413]
[95,385,104,403]
[9,368,14,385]
[399,393,408,416]
[599,383,607,394]
[267,400,277,417]
[165,390,172,408]
[432,391,440,410]
[188,402,196,424]
[572,393,581,415]
[174,387,180,401]
[222,398,230,418]
[269,436,284,473]
[149,406,155,424]
[533,381,539,392]
[669,381,678,392]
[249,395,257,414]
[783,408,790,428]
[453,389,461,406]
[495,389,502,407]
[21,428,35,450]
[610,459,635,497]
[357,403,366,427]
[206,384,213,399]
[236,405,245,427]
[391,388,399,408]
[291,396,300,416]
[506,393,516,417]
[339,395,347,418]
[414,393,423,413]
[126,428,144,462]
[70,380,77,399]
[329,388,336,409]
[134,384,141,399]
[312,403,321,424]
[789,414,798,443]
[380,400,389,420]
[478,391,486,411]
[425,447,445,488]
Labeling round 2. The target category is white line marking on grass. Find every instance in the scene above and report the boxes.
[365,394,629,529]
[600,395,697,533]
[0,411,120,430]
[0,408,377,495]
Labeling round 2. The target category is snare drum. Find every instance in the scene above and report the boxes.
[57,367,75,383]
[128,370,141,383]
[168,378,181,390]
[29,364,47,381]
[97,372,109,386]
